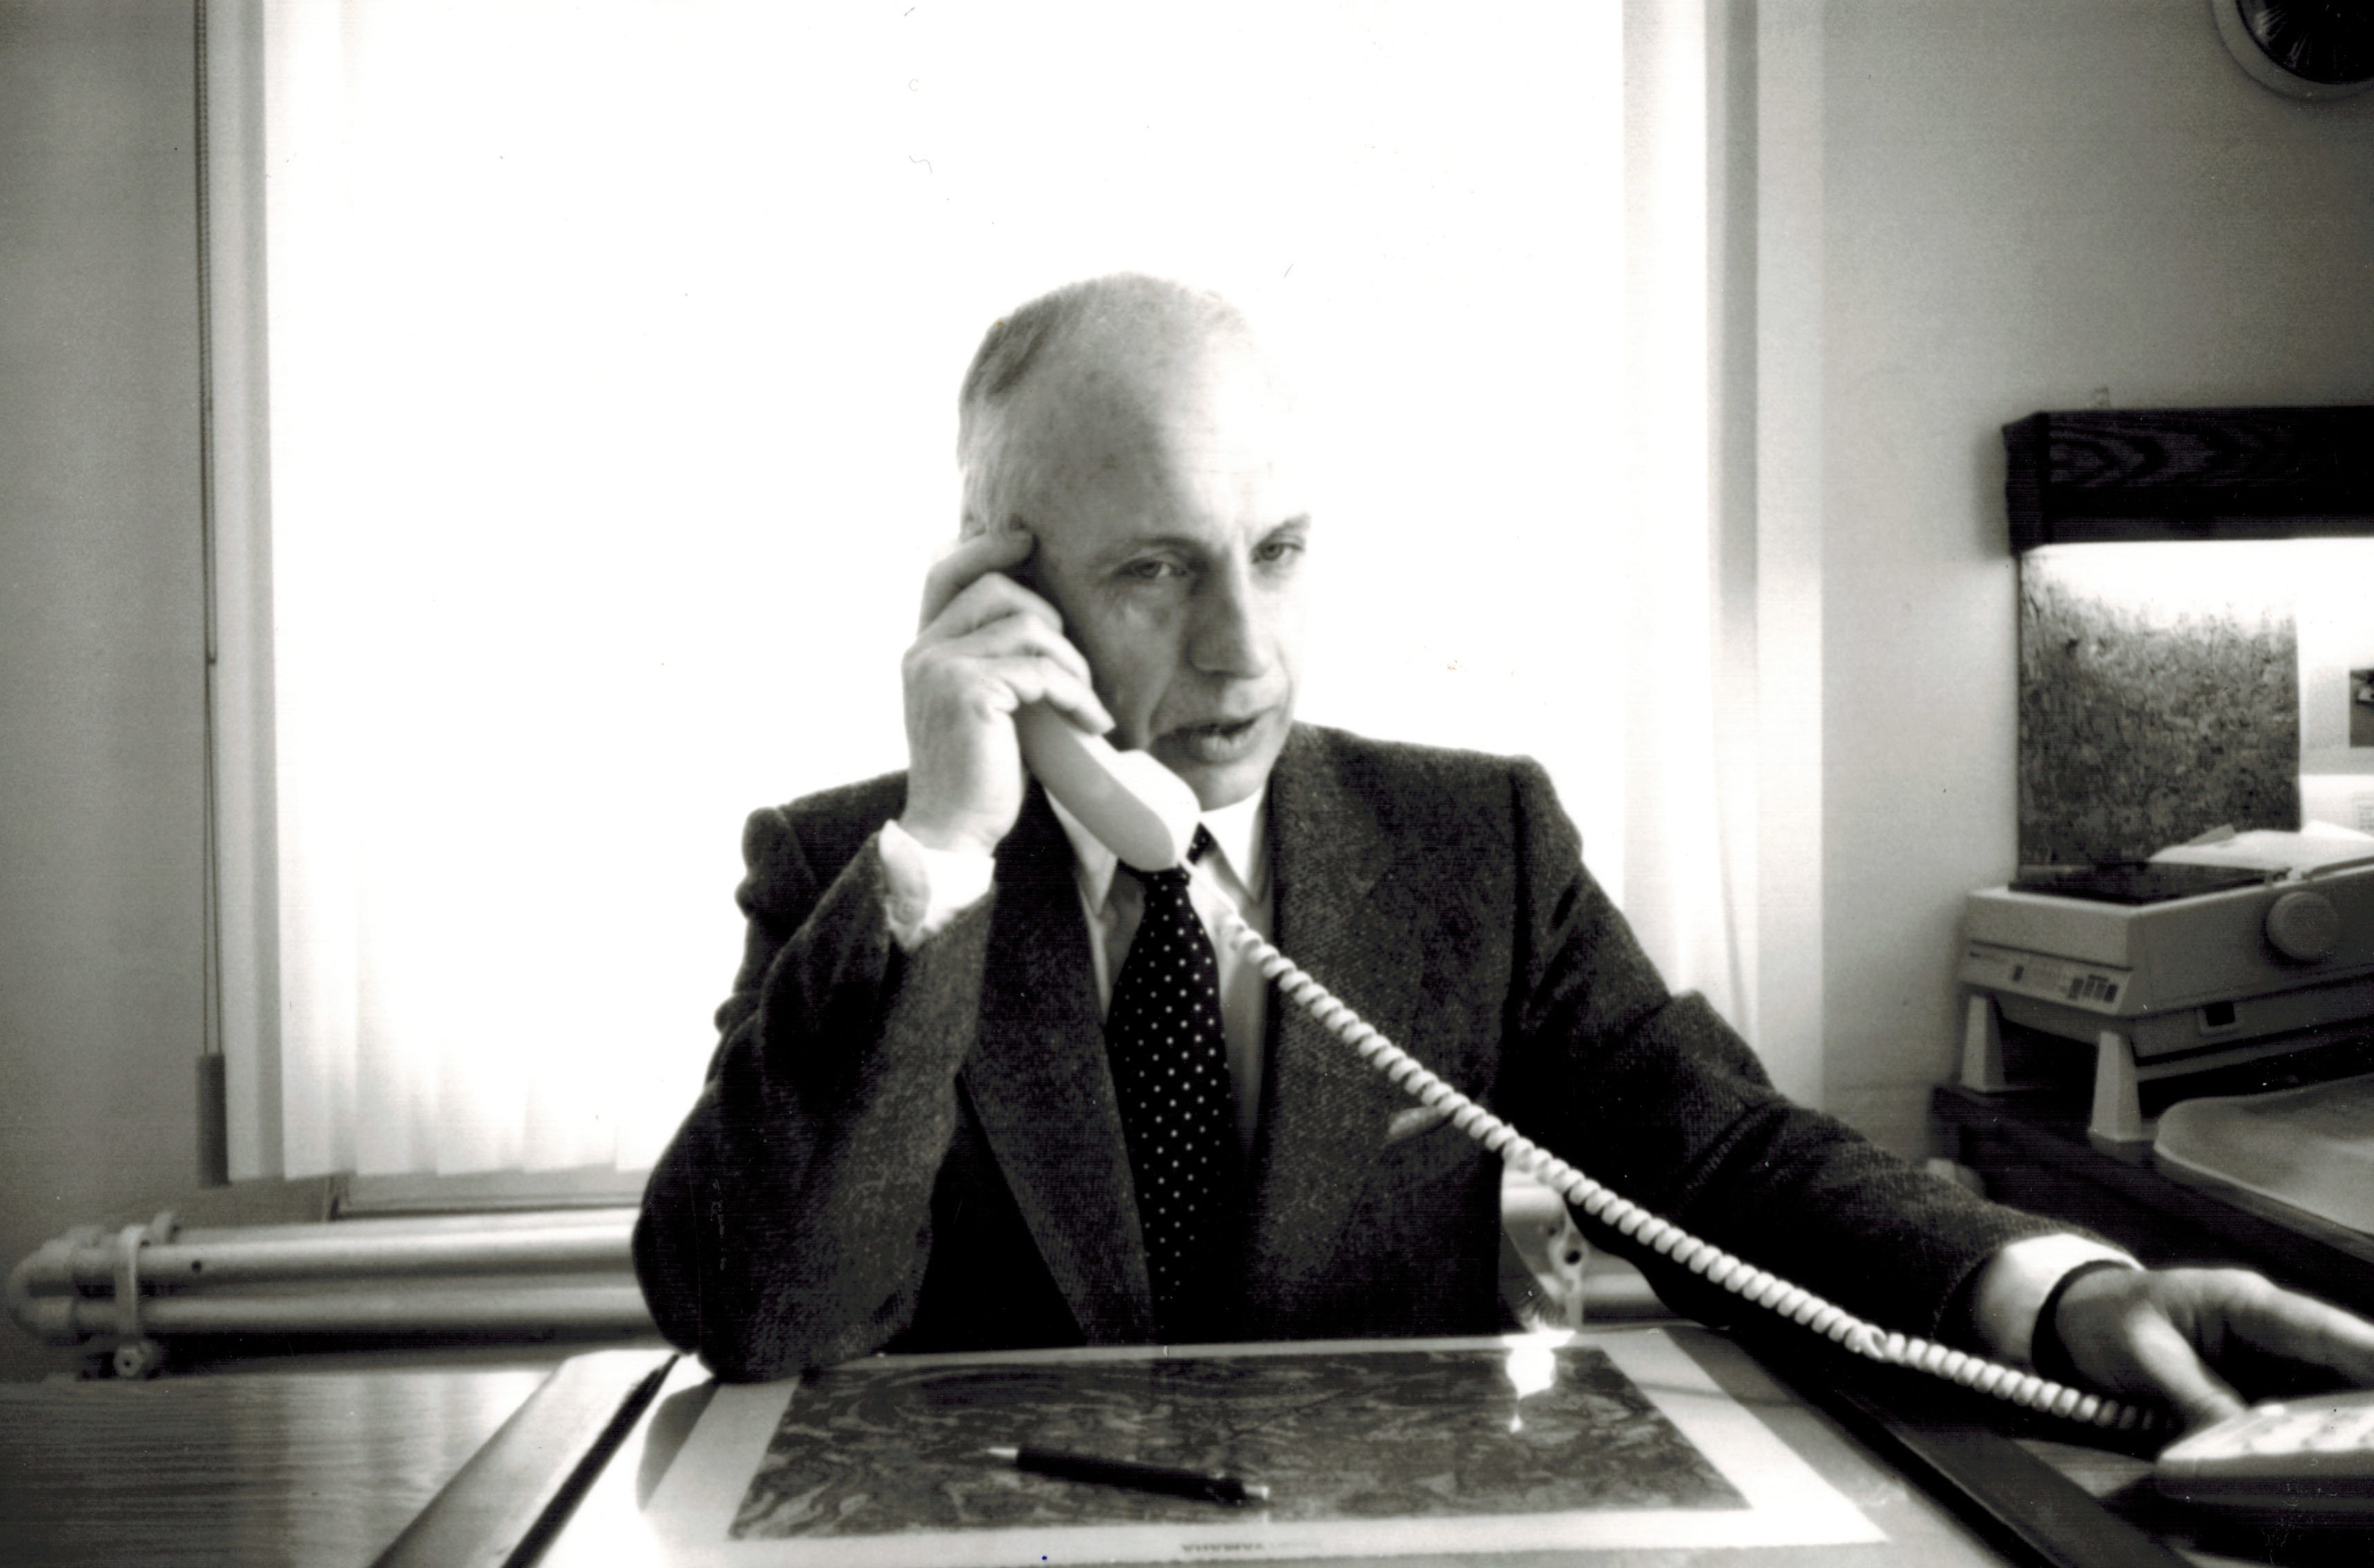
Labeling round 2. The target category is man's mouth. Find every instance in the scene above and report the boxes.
[1162,711,1272,764]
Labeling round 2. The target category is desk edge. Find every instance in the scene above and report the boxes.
[372,1347,677,1568]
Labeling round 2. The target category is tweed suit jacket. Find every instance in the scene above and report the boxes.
[633,724,2057,1381]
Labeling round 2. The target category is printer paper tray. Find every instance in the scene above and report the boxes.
[2154,1073,2374,1239]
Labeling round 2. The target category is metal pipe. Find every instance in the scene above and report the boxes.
[216,1207,635,1241]
[6,1242,57,1343]
[61,1220,633,1291]
[7,1208,653,1350]
[16,1280,654,1342]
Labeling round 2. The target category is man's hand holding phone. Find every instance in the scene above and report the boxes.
[899,528,1113,859]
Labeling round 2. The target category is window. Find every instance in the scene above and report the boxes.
[204,0,1646,1184]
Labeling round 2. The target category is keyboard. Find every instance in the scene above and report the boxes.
[2155,1389,2374,1511]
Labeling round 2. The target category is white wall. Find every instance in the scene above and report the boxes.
[0,0,208,1380]
[1809,0,2374,1153]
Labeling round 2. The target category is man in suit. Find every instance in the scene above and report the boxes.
[635,275,2374,1429]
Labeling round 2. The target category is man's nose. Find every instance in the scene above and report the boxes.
[1187,564,1270,678]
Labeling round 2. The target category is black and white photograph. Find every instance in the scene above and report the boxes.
[6,3,2374,1565]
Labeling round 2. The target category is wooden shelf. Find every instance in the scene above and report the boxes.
[2002,404,2374,553]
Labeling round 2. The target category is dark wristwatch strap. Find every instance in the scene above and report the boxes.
[2030,1258,2139,1388]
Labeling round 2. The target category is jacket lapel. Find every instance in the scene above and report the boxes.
[959,788,1156,1343]
[1240,727,1425,1327]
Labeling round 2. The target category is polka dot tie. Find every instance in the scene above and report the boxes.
[1105,826,1238,1341]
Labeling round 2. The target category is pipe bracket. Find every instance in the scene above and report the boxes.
[105,1212,177,1378]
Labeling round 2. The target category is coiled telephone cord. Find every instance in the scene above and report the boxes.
[1199,886,2154,1434]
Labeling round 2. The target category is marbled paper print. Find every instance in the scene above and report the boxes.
[731,1345,1741,1540]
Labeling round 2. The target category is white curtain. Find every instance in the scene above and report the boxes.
[1618,0,1826,1106]
[233,0,1648,1181]
[1620,0,1741,1026]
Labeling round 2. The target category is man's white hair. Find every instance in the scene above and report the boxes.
[955,273,1249,536]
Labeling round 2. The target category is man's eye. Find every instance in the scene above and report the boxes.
[1254,539,1305,565]
[1122,559,1185,581]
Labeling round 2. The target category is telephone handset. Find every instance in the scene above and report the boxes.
[1013,706,2151,1435]
[1013,706,1203,873]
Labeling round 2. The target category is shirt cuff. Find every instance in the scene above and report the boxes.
[878,819,997,951]
[1970,1234,2142,1365]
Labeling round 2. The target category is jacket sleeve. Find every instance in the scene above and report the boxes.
[1498,758,2060,1345]
[631,804,994,1380]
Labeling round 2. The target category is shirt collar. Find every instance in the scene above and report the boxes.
[1047,782,1269,911]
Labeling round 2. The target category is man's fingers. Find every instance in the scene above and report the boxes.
[2124,1311,2248,1432]
[923,607,1098,695]
[910,611,1112,733]
[920,528,1033,628]
[2214,1277,2374,1387]
[921,567,1069,651]
[971,654,1114,736]
[2061,1269,2374,1430]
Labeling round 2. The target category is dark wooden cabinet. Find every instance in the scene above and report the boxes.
[1932,1084,2374,1320]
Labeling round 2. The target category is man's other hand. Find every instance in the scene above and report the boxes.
[900,528,1114,858]
[2052,1266,2374,1432]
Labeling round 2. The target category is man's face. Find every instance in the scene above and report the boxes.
[998,329,1309,811]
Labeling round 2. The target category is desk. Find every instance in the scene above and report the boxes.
[7,1329,2346,1567]
[0,1364,549,1567]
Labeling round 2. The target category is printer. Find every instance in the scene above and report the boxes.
[1959,828,2374,1145]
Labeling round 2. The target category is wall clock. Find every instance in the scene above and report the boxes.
[2213,0,2374,99]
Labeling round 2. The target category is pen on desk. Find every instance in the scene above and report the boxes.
[983,1446,1270,1505]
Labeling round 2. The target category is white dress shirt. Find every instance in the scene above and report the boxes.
[873,807,2133,1364]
